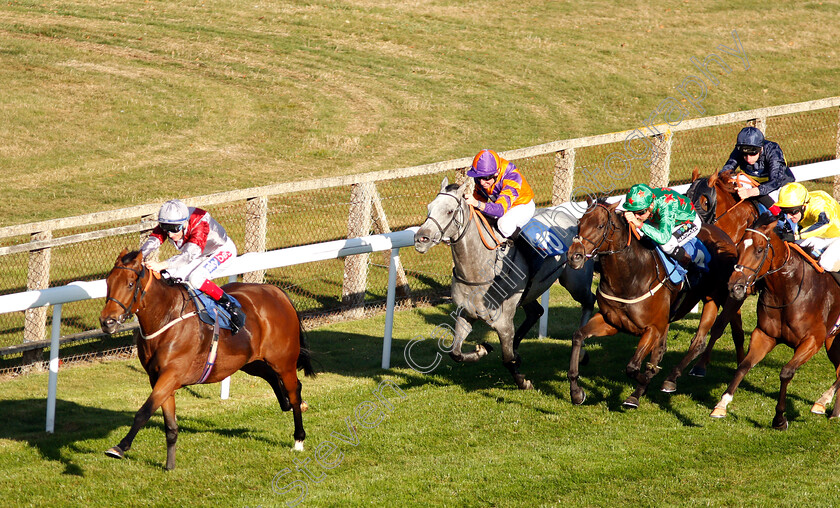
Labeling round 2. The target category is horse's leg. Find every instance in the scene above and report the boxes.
[558,260,596,328]
[242,360,292,411]
[569,313,618,405]
[623,325,668,408]
[815,338,840,417]
[449,310,487,363]
[710,328,777,418]
[106,370,181,464]
[512,300,543,350]
[495,303,531,390]
[663,300,720,392]
[772,337,821,430]
[161,395,178,471]
[693,306,745,377]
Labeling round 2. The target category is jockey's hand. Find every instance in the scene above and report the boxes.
[737,186,760,200]
[144,260,168,273]
[623,211,642,227]
[465,195,481,209]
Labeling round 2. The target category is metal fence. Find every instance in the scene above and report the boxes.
[2,97,839,375]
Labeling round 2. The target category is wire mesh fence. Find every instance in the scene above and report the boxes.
[1,99,838,375]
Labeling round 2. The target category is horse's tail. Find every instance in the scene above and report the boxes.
[297,323,316,377]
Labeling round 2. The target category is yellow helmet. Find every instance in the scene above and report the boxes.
[776,182,809,209]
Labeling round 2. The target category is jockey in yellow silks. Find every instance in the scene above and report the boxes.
[776,182,840,272]
[464,149,535,239]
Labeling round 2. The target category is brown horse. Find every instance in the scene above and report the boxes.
[566,199,743,407]
[99,249,314,469]
[686,168,762,243]
[712,215,840,428]
[684,168,760,375]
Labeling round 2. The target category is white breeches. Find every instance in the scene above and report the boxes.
[498,200,536,238]
[799,236,840,272]
[168,237,238,288]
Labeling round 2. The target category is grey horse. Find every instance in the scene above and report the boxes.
[413,177,596,389]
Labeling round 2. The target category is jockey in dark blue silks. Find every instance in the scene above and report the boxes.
[718,126,794,211]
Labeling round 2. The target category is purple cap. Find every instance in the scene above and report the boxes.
[467,149,499,178]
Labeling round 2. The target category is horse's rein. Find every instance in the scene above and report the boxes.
[469,205,504,250]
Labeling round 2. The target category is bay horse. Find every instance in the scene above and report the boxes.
[99,249,314,470]
[566,199,743,407]
[712,215,840,428]
[413,177,596,390]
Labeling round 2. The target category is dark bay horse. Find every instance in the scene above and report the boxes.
[712,215,840,428]
[566,199,743,407]
[99,249,314,469]
[414,178,595,390]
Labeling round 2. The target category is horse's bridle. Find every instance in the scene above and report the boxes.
[105,265,152,325]
[423,192,468,245]
[733,227,790,289]
[573,203,631,258]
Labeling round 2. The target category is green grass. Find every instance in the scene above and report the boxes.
[0,0,837,225]
[3,286,840,506]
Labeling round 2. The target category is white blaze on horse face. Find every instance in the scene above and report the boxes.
[743,239,753,249]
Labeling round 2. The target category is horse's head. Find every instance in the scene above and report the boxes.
[568,198,620,270]
[100,248,151,334]
[728,214,782,300]
[414,177,470,253]
[686,176,717,224]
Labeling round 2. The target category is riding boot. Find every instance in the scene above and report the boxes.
[217,293,246,334]
[831,271,840,287]
[672,246,692,269]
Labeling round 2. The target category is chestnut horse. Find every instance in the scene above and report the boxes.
[684,168,760,375]
[712,215,840,428]
[99,249,314,469]
[567,199,743,407]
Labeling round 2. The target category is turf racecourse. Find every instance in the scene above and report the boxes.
[3,285,840,507]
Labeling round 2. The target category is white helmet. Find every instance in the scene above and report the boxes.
[158,199,189,225]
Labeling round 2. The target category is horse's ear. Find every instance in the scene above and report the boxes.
[585,195,594,207]
[608,201,620,212]
[691,167,700,182]
[708,170,719,186]
[440,177,449,192]
[116,248,129,263]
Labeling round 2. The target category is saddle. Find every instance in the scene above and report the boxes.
[189,289,244,331]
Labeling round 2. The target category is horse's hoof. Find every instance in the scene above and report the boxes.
[292,440,304,452]
[709,407,727,418]
[661,380,677,393]
[772,419,789,431]
[571,390,586,405]
[622,396,639,409]
[300,401,309,413]
[811,402,826,415]
[480,342,495,354]
[519,380,534,390]
[688,365,706,378]
[105,446,124,459]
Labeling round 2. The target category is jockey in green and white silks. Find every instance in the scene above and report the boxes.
[623,183,705,268]
[140,199,246,332]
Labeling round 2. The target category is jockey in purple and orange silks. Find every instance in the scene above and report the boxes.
[140,199,246,333]
[464,149,536,239]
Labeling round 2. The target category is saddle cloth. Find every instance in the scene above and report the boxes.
[656,237,711,284]
[519,208,577,257]
[188,289,243,331]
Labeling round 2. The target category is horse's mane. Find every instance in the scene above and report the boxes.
[121,250,142,265]
[750,212,779,230]
[714,169,739,194]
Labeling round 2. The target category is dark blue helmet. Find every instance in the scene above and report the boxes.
[736,126,764,151]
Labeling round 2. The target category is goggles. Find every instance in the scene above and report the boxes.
[738,145,761,156]
[160,222,185,234]
[778,206,803,216]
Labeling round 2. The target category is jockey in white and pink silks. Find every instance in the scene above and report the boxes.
[140,199,246,332]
